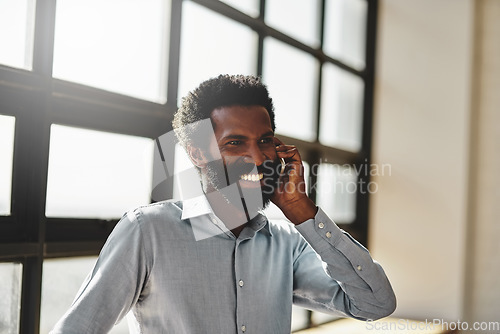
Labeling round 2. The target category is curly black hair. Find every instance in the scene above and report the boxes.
[173,74,275,149]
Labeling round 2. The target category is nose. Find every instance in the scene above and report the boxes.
[243,143,266,166]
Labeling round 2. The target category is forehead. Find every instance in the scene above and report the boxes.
[210,105,273,136]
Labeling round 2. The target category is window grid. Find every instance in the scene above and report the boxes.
[0,0,377,332]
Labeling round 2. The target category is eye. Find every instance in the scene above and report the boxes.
[259,137,273,144]
[226,140,241,146]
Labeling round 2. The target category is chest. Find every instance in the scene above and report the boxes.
[149,234,295,299]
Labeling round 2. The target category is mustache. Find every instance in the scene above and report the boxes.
[259,159,281,177]
[225,159,281,178]
[205,158,281,190]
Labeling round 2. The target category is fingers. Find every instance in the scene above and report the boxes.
[276,146,300,162]
[274,137,301,162]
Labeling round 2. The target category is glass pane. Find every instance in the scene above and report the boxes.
[40,257,129,334]
[53,0,170,103]
[320,63,364,152]
[315,163,356,223]
[0,115,16,216]
[265,0,320,47]
[263,38,318,141]
[0,262,22,334]
[219,0,259,18]
[0,0,35,70]
[178,1,258,102]
[45,125,154,219]
[324,0,367,70]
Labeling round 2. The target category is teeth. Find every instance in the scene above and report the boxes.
[240,173,263,182]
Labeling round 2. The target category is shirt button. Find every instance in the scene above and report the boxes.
[318,222,325,229]
[357,265,362,271]
[241,325,246,332]
[239,280,244,287]
[325,231,332,238]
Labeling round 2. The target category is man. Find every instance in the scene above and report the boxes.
[51,74,396,333]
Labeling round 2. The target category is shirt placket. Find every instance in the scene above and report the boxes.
[234,238,249,333]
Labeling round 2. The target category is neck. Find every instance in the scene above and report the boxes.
[204,188,251,237]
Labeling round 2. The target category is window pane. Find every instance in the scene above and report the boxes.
[265,0,320,47]
[0,115,15,216]
[0,262,22,334]
[0,0,35,70]
[53,0,170,103]
[263,38,318,141]
[219,0,259,18]
[320,63,364,152]
[324,0,367,70]
[315,163,356,223]
[45,125,154,219]
[40,257,129,334]
[178,1,257,102]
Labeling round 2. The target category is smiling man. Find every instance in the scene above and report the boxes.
[51,74,396,334]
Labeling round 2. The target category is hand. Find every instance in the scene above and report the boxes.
[271,138,317,225]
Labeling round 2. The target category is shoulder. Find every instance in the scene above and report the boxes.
[266,218,311,259]
[114,200,192,243]
[267,218,306,243]
[268,218,296,233]
[125,199,184,226]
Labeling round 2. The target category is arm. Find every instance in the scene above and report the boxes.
[50,211,149,334]
[272,139,396,320]
[293,209,396,320]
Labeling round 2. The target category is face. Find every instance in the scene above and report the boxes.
[202,105,281,209]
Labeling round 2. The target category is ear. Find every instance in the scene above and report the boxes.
[186,144,208,168]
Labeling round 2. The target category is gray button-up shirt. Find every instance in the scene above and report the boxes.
[51,196,396,333]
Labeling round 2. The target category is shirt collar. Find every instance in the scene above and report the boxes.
[181,195,272,237]
[246,212,272,237]
[181,194,213,220]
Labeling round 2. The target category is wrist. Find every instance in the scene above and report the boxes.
[281,197,317,225]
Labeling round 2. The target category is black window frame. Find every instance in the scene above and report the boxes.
[0,0,378,332]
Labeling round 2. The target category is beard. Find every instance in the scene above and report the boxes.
[204,157,281,211]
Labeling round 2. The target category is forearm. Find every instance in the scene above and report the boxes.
[295,208,396,320]
[279,196,318,225]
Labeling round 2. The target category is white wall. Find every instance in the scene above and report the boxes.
[463,0,500,324]
[369,0,474,321]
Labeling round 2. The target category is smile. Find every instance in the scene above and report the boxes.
[240,173,264,182]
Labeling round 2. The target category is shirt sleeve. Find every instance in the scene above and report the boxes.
[50,210,150,334]
[293,207,396,321]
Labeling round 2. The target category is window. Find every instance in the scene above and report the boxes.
[45,125,154,219]
[320,63,365,152]
[178,0,258,102]
[265,0,321,47]
[0,262,22,334]
[0,0,377,332]
[0,0,36,70]
[53,0,171,103]
[324,0,368,70]
[316,163,357,223]
[262,37,319,141]
[0,115,16,216]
